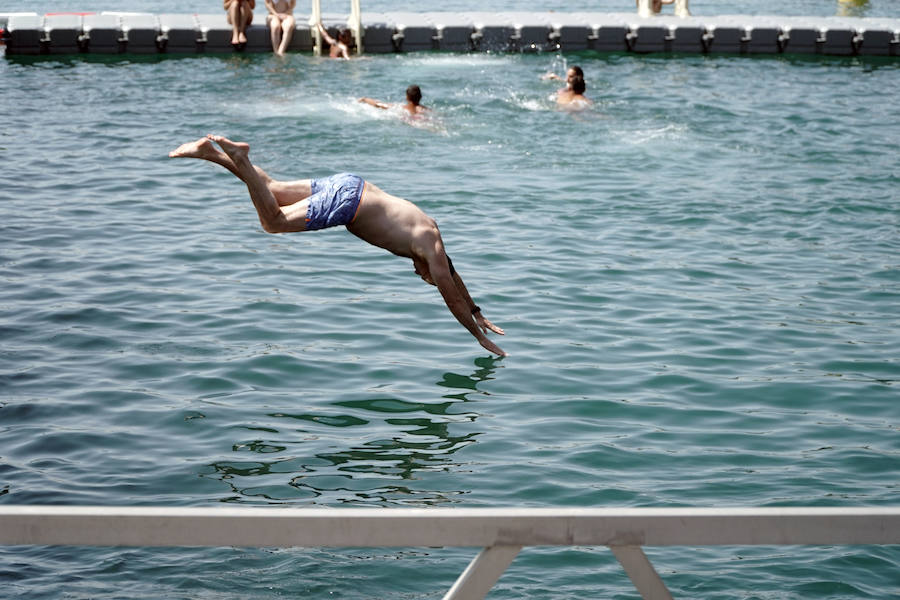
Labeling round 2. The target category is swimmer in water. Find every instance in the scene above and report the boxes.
[224,0,255,47]
[557,75,591,109]
[169,135,507,357]
[265,0,295,57]
[316,20,352,59]
[544,65,590,105]
[359,85,429,116]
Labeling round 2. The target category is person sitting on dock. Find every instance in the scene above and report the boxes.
[316,20,352,59]
[556,75,591,109]
[265,0,295,56]
[224,0,255,47]
[837,0,870,17]
[359,85,429,116]
[636,0,675,14]
[168,135,507,357]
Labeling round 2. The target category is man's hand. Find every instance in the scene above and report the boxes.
[479,337,508,357]
[475,313,507,355]
[475,313,505,336]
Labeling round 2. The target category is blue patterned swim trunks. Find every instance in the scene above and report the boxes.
[305,173,366,231]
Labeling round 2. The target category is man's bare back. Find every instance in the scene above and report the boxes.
[348,184,435,258]
[169,135,507,356]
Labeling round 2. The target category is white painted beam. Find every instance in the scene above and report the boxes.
[3,506,898,600]
[1,506,899,548]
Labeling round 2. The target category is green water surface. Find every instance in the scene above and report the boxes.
[1,47,898,598]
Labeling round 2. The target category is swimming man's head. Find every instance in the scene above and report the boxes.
[566,66,584,87]
[406,85,423,105]
[571,75,586,95]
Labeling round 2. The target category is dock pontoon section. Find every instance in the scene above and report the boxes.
[2,11,899,56]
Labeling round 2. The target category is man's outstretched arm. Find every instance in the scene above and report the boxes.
[450,270,505,337]
[358,97,390,109]
[316,21,336,45]
[426,253,507,357]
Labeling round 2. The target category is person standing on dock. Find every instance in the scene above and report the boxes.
[168,135,508,357]
[224,0,255,47]
[316,20,353,59]
[265,0,296,56]
[359,85,429,116]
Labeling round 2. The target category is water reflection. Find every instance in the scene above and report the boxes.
[436,356,501,399]
[202,357,501,505]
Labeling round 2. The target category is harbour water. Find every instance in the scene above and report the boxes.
[1,1,899,598]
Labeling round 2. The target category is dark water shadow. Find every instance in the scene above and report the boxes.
[201,356,502,505]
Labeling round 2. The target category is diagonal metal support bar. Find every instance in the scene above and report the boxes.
[443,545,522,600]
[610,545,674,600]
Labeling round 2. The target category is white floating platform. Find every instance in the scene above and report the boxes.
[2,11,899,56]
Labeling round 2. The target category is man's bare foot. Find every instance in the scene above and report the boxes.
[169,137,225,160]
[207,134,250,164]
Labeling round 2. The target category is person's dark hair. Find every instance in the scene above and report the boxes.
[571,75,586,95]
[569,65,584,79]
[406,84,423,105]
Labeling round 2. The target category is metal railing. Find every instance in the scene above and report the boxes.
[310,0,363,55]
[2,505,899,599]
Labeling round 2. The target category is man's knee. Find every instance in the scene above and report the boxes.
[261,214,289,234]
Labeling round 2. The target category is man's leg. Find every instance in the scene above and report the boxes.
[238,2,253,44]
[268,15,282,53]
[267,176,311,206]
[277,15,296,56]
[227,2,242,45]
[207,135,309,233]
[169,137,311,206]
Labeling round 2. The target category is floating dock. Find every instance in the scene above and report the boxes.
[2,11,899,57]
